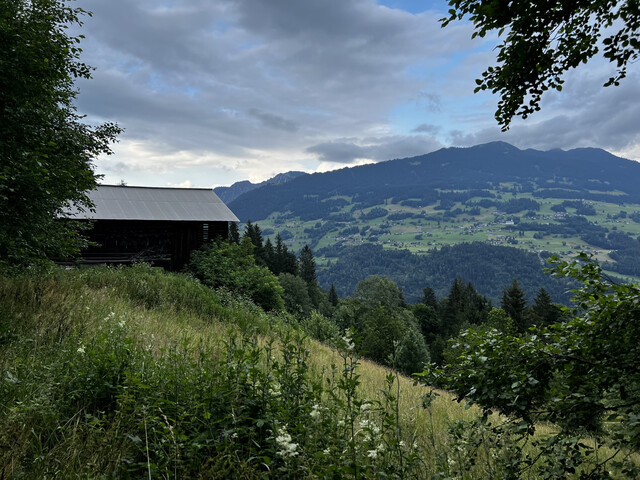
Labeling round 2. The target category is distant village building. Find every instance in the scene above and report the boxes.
[63,185,238,270]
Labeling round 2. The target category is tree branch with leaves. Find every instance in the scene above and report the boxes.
[442,0,640,129]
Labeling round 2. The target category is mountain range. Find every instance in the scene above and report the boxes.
[214,171,307,204]
[220,142,640,302]
[227,142,640,222]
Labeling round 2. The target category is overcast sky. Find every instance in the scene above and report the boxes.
[71,0,640,188]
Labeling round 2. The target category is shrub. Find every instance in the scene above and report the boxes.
[186,238,284,311]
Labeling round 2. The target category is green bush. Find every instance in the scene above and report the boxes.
[186,238,284,311]
[300,310,340,344]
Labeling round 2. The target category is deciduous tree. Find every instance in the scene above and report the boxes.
[442,0,640,128]
[186,238,284,311]
[422,254,640,475]
[0,0,120,269]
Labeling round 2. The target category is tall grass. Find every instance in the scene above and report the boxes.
[0,265,634,478]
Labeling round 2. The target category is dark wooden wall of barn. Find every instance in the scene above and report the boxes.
[80,220,229,271]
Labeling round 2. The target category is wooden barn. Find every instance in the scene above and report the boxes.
[64,185,239,271]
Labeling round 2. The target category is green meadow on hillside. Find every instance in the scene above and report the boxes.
[1,265,636,478]
[258,188,640,266]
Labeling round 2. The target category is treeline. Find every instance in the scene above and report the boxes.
[188,221,337,316]
[511,215,607,236]
[466,197,541,213]
[532,188,638,204]
[317,242,574,304]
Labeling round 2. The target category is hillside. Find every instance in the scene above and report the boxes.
[317,242,574,304]
[1,265,633,478]
[226,142,640,288]
[214,171,307,204]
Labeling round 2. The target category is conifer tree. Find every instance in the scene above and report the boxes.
[263,237,275,271]
[421,286,438,309]
[532,287,562,327]
[501,279,528,333]
[298,245,317,287]
[228,222,240,244]
[274,233,297,275]
[243,221,265,265]
[328,283,339,307]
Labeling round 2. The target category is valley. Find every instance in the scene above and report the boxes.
[222,142,640,298]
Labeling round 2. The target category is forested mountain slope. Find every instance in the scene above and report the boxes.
[317,242,574,304]
[229,142,640,222]
[226,142,640,284]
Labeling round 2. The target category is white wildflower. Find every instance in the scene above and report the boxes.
[367,449,378,459]
[77,345,86,354]
[275,426,299,459]
[310,404,321,419]
[323,448,330,455]
[360,402,371,412]
[118,319,126,328]
[341,330,355,351]
[399,441,406,448]
[268,383,281,397]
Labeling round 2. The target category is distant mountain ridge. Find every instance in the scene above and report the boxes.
[214,171,307,204]
[221,141,640,303]
[228,142,640,222]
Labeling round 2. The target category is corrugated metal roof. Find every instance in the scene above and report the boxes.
[64,185,239,222]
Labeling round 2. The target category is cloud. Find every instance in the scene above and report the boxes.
[67,0,640,187]
[307,135,442,163]
[71,0,471,175]
[248,109,299,132]
[413,123,441,134]
[446,70,640,161]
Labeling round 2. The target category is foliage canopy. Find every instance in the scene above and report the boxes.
[422,253,640,474]
[186,238,284,311]
[442,0,640,129]
[0,0,120,269]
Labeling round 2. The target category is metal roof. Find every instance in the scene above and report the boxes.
[64,185,239,222]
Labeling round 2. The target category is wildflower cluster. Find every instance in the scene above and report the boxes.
[274,425,299,459]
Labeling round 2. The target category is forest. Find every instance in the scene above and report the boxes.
[194,222,570,373]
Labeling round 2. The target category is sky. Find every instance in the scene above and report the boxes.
[70,0,640,188]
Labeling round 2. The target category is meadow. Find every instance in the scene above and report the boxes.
[1,264,633,478]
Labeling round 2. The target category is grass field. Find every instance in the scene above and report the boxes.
[2,266,635,478]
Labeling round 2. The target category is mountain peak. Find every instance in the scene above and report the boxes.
[214,171,307,204]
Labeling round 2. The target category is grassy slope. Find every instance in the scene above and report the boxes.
[0,266,628,478]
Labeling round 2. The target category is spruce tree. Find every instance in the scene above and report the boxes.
[243,221,265,265]
[501,279,528,333]
[263,237,275,272]
[421,286,438,309]
[299,245,317,286]
[274,233,297,275]
[532,287,561,326]
[328,283,339,307]
[228,222,240,244]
